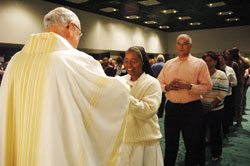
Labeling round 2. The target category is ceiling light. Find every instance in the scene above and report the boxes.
[144,21,157,24]
[125,15,141,19]
[65,0,88,3]
[138,0,161,6]
[189,22,202,26]
[225,18,240,22]
[109,0,121,5]
[99,7,119,13]
[161,9,178,14]
[217,11,233,16]
[177,16,192,20]
[147,14,156,18]
[207,2,226,8]
[159,25,170,29]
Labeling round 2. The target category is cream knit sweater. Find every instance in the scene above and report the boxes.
[123,73,162,145]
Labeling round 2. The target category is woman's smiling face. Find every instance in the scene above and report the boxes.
[124,51,143,81]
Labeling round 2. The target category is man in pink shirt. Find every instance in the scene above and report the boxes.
[158,34,212,166]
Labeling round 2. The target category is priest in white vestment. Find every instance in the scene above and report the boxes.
[0,7,130,166]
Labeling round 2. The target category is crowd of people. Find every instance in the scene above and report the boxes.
[0,7,250,166]
[95,33,250,166]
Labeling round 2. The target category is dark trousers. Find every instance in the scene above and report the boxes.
[205,109,223,158]
[243,82,249,111]
[234,85,244,124]
[222,95,234,134]
[164,100,205,166]
[157,93,166,118]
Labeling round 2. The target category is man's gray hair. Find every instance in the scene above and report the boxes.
[43,7,80,29]
[157,54,165,62]
[176,34,192,44]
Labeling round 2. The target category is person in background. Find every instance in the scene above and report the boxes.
[151,54,166,118]
[109,57,115,67]
[149,58,156,66]
[0,63,4,86]
[223,49,239,126]
[228,47,250,126]
[152,54,165,78]
[0,7,130,165]
[218,54,237,138]
[98,59,103,65]
[102,57,115,76]
[158,34,212,166]
[243,67,250,112]
[114,56,127,76]
[118,46,163,166]
[202,51,229,162]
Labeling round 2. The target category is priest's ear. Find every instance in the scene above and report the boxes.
[66,22,75,37]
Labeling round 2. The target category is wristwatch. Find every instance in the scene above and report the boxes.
[189,83,192,90]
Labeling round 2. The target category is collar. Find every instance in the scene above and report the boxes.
[22,32,75,53]
[126,72,146,83]
[177,54,192,62]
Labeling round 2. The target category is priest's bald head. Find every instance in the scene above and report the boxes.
[43,7,83,48]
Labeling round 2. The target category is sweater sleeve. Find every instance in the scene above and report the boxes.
[191,61,212,95]
[216,72,229,101]
[129,79,162,120]
[229,67,238,87]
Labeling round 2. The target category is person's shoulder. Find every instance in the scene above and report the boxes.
[122,74,130,80]
[50,49,103,74]
[216,70,227,77]
[143,74,161,91]
[52,49,96,63]
[225,65,234,71]
[144,73,160,84]
[2,51,21,69]
[168,57,177,62]
[189,55,207,67]
[232,61,239,66]
[164,57,177,66]
[151,63,157,68]
[190,55,203,62]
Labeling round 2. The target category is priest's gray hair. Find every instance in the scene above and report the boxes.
[43,7,81,29]
[176,34,192,44]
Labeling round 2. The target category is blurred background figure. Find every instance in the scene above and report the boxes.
[102,57,115,76]
[114,56,127,76]
[149,58,156,66]
[108,57,115,67]
[151,54,165,78]
[0,63,4,86]
[228,47,250,126]
[243,67,250,112]
[151,54,166,118]
[218,54,237,138]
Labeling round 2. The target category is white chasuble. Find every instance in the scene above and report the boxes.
[0,32,130,166]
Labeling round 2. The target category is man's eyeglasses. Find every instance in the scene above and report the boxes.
[73,24,83,38]
[176,42,190,47]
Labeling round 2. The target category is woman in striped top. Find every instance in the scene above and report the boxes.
[202,51,229,162]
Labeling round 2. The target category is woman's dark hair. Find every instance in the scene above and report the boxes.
[202,51,220,69]
[116,56,123,64]
[126,46,153,76]
[219,53,226,60]
[229,47,240,60]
